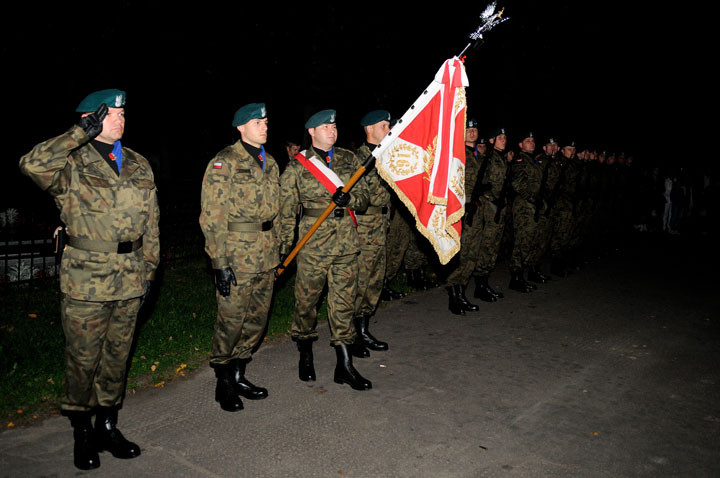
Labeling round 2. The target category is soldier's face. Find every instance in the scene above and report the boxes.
[519,137,535,153]
[465,127,479,144]
[367,121,390,145]
[238,118,269,147]
[309,123,338,150]
[95,107,125,144]
[477,143,487,155]
[493,133,507,151]
[286,143,300,157]
[561,146,576,159]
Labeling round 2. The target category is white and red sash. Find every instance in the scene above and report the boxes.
[295,150,357,226]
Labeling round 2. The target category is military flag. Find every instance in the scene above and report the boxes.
[373,57,469,264]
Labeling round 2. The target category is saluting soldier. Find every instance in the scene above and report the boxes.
[352,110,392,356]
[472,127,509,302]
[445,118,483,315]
[279,109,372,391]
[508,131,543,292]
[19,89,159,470]
[199,103,279,412]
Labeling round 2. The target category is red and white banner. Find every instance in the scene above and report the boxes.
[374,58,468,264]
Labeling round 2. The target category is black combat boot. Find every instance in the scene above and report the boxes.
[94,407,141,459]
[296,338,317,381]
[446,286,466,315]
[233,358,268,400]
[333,344,372,391]
[509,270,533,293]
[473,275,497,302]
[66,411,100,470]
[212,362,244,412]
[356,315,388,351]
[351,316,371,358]
[527,265,550,283]
[458,284,480,311]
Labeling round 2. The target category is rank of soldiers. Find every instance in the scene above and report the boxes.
[19,89,635,470]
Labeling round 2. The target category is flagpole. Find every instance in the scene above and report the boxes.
[274,155,375,278]
[274,2,508,278]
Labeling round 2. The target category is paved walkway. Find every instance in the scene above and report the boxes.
[1,234,718,477]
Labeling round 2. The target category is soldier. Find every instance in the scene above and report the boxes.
[508,131,543,292]
[548,138,582,276]
[352,110,392,355]
[472,127,509,302]
[445,118,483,315]
[19,89,159,470]
[279,109,372,391]
[526,136,559,283]
[199,103,279,412]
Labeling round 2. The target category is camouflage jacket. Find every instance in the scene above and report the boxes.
[19,125,160,301]
[553,157,583,211]
[479,149,508,202]
[464,145,482,203]
[279,147,369,256]
[199,140,280,273]
[511,151,543,204]
[354,143,392,247]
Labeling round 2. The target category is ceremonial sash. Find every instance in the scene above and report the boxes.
[295,150,357,226]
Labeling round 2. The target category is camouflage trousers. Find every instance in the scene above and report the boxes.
[211,270,273,365]
[474,197,506,276]
[354,243,386,317]
[529,213,552,267]
[385,207,425,279]
[291,252,358,346]
[509,199,539,272]
[60,295,141,412]
[445,214,482,286]
[550,208,575,259]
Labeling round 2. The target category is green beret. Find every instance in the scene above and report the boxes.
[544,136,559,145]
[76,89,126,112]
[561,138,578,148]
[477,137,488,145]
[232,103,267,127]
[519,131,535,141]
[467,118,479,129]
[360,110,391,127]
[305,109,336,129]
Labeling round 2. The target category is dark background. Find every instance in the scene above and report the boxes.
[0,0,704,211]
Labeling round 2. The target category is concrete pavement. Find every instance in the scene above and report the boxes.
[1,234,718,477]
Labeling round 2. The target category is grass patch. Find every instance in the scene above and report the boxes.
[1,256,341,428]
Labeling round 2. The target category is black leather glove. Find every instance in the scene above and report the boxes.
[214,267,236,297]
[139,280,153,308]
[274,253,289,280]
[78,103,108,139]
[332,187,351,208]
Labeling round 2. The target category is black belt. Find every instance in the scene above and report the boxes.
[355,206,388,215]
[68,236,143,254]
[228,220,274,232]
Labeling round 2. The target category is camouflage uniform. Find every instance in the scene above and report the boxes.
[199,140,280,365]
[549,155,582,264]
[529,153,561,267]
[19,125,160,412]
[509,150,543,273]
[279,147,369,346]
[446,145,483,286]
[353,143,392,317]
[384,199,412,280]
[474,148,509,276]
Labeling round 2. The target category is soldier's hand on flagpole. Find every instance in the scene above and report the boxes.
[274,253,289,280]
[332,187,351,208]
[78,103,108,139]
[214,267,237,297]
